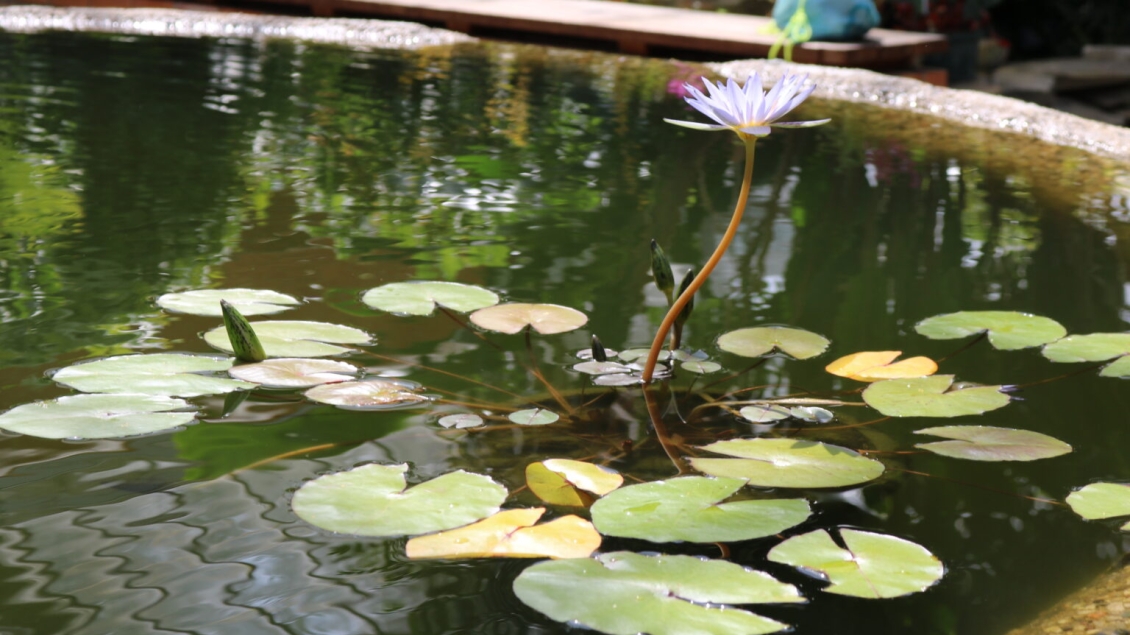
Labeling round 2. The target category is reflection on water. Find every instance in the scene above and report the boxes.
[0,27,1129,635]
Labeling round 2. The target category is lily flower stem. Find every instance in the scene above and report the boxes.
[643,138,757,383]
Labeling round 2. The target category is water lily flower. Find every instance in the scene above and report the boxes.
[664,72,830,139]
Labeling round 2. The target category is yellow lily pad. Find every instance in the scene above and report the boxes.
[405,508,601,560]
[825,351,938,382]
[469,303,588,335]
[526,459,624,506]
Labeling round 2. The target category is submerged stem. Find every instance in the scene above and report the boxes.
[642,138,757,383]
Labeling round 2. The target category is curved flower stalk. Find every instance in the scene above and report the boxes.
[642,72,830,383]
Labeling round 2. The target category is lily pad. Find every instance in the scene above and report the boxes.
[825,351,937,382]
[469,303,588,335]
[527,459,623,506]
[572,361,632,375]
[438,413,485,429]
[406,508,601,559]
[863,375,1011,418]
[156,288,300,317]
[690,439,884,489]
[1066,483,1130,530]
[228,358,358,389]
[304,380,429,409]
[739,405,792,423]
[361,281,499,316]
[768,528,944,598]
[915,311,1066,350]
[291,463,507,537]
[593,374,643,387]
[1042,333,1130,378]
[618,348,672,362]
[514,551,803,635]
[590,476,811,543]
[716,327,830,360]
[204,320,372,358]
[682,360,722,374]
[789,406,834,423]
[915,426,1072,461]
[52,353,254,397]
[508,409,560,426]
[0,393,196,439]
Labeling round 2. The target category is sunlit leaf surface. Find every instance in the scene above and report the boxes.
[1066,483,1130,530]
[156,288,300,316]
[1042,333,1130,378]
[228,358,358,389]
[406,508,601,559]
[508,408,560,425]
[682,360,721,374]
[469,303,588,335]
[591,476,810,543]
[691,439,884,488]
[0,393,196,439]
[739,405,792,423]
[572,360,631,375]
[594,373,642,386]
[863,375,1011,417]
[915,425,1072,461]
[789,406,834,423]
[528,459,623,506]
[304,380,429,409]
[292,464,507,536]
[825,351,937,382]
[768,529,944,598]
[716,326,830,359]
[204,320,372,357]
[438,413,484,429]
[361,281,499,316]
[513,552,803,635]
[52,353,253,397]
[915,311,1066,350]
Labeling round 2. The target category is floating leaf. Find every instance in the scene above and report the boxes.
[739,405,792,423]
[717,326,830,360]
[438,413,484,429]
[1066,483,1130,530]
[508,409,560,425]
[591,476,810,543]
[406,508,600,559]
[221,300,267,363]
[915,311,1065,350]
[682,360,721,374]
[52,353,253,397]
[204,320,372,358]
[528,459,623,506]
[228,358,358,389]
[156,288,300,316]
[768,528,944,598]
[789,406,834,423]
[593,374,642,387]
[573,361,631,375]
[361,281,499,316]
[514,552,802,635]
[863,375,1011,418]
[914,425,1072,461]
[469,303,588,335]
[825,351,937,382]
[690,439,884,488]
[304,380,429,409]
[1042,333,1130,378]
[0,393,195,439]
[618,348,671,362]
[291,464,506,537]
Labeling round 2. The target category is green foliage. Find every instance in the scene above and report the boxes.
[52,353,253,397]
[914,425,1072,461]
[915,311,1066,350]
[158,289,300,317]
[716,326,830,359]
[1066,483,1130,530]
[0,393,196,439]
[220,300,267,363]
[862,375,1011,418]
[206,319,371,358]
[361,281,499,316]
[690,439,884,488]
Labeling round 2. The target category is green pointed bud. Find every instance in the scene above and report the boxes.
[591,334,608,362]
[672,268,696,349]
[650,239,675,305]
[220,300,267,363]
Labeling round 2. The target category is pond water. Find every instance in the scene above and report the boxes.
[1,28,1130,635]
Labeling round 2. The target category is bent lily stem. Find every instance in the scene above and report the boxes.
[643,138,757,383]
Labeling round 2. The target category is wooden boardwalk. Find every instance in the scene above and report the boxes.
[234,0,947,69]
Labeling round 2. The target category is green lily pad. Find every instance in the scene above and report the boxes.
[914,425,1072,461]
[156,288,300,316]
[790,406,834,423]
[228,358,358,389]
[590,476,811,543]
[361,281,499,316]
[915,311,1066,350]
[1042,333,1130,378]
[690,439,884,488]
[739,405,792,423]
[304,380,430,409]
[52,353,254,397]
[508,409,560,425]
[438,413,484,429]
[768,528,944,598]
[716,327,830,360]
[618,348,672,362]
[513,551,803,635]
[204,320,372,357]
[573,361,631,375]
[682,360,721,374]
[1066,483,1130,530]
[469,303,588,335]
[593,374,642,387]
[291,463,507,537]
[863,375,1011,418]
[0,393,196,439]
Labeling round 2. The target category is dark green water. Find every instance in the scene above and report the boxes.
[0,29,1129,635]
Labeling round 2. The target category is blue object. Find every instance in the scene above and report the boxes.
[773,0,880,42]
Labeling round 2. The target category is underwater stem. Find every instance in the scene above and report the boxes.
[642,138,757,383]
